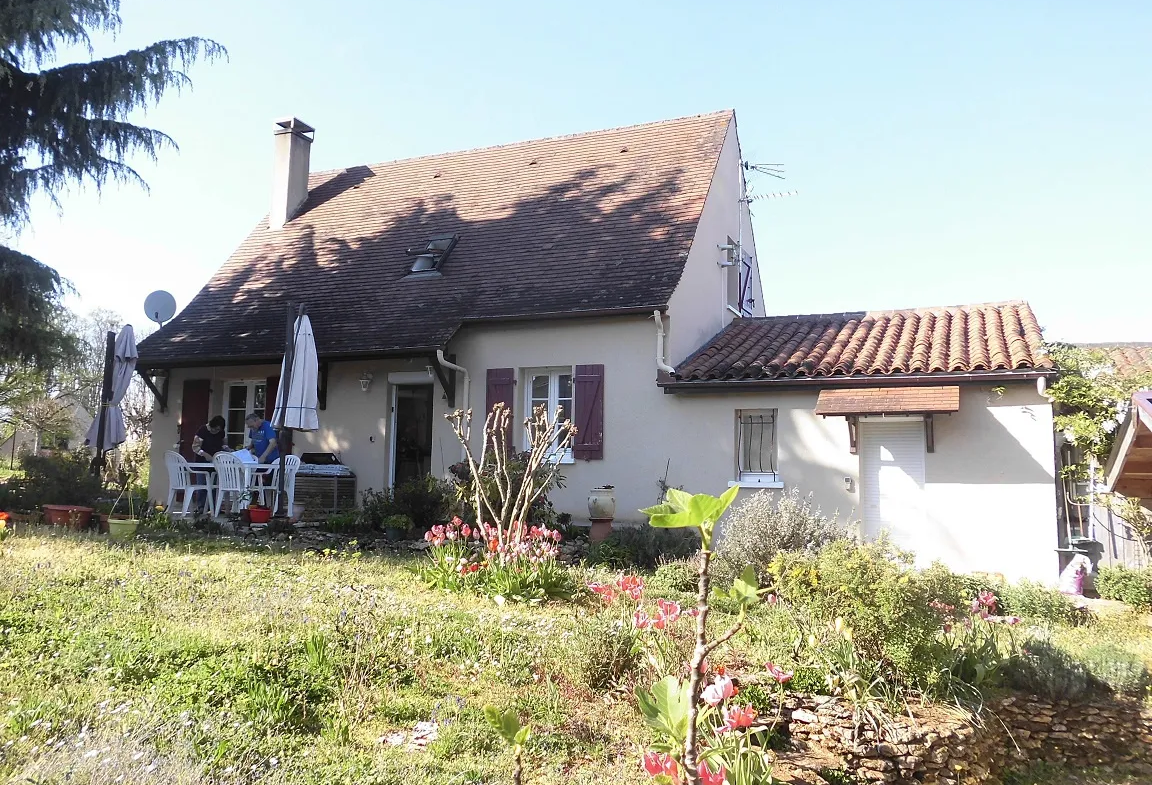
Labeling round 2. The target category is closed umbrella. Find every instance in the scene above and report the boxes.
[85,325,138,451]
[269,312,318,518]
[271,315,319,431]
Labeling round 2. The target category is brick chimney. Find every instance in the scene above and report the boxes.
[270,117,315,229]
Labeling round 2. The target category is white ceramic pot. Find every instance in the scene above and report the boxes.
[587,486,616,520]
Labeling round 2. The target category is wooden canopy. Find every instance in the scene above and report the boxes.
[1104,392,1152,500]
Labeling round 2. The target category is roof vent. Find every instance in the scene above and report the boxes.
[405,233,459,275]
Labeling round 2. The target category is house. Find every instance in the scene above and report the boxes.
[137,111,1060,581]
[0,395,94,467]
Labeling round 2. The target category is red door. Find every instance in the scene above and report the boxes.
[179,379,211,461]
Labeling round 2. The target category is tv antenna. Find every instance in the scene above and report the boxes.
[143,290,177,327]
[743,161,786,179]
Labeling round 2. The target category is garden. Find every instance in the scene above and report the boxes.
[1,406,1152,784]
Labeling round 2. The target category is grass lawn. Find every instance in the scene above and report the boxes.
[0,528,652,785]
[2,528,1150,785]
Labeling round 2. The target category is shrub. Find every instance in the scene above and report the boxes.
[648,558,699,596]
[714,488,847,583]
[575,614,641,690]
[391,475,454,530]
[1003,638,1105,701]
[960,575,1084,625]
[586,526,700,570]
[1095,565,1152,610]
[769,537,967,689]
[18,450,103,509]
[1075,642,1150,697]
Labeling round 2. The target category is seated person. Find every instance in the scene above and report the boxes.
[245,412,280,465]
[191,416,230,461]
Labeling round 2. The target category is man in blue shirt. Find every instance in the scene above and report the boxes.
[244,412,280,464]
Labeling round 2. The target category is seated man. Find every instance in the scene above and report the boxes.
[245,412,280,465]
[191,416,229,461]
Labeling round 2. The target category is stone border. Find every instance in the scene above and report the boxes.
[778,693,1152,784]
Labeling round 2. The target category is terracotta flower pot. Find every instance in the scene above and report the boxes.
[248,506,272,524]
[42,505,94,530]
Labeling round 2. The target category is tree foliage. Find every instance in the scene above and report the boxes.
[0,0,226,227]
[1047,344,1152,479]
[0,0,223,390]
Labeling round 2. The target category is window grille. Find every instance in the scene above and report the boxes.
[737,409,777,477]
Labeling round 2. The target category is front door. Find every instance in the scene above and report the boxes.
[858,419,927,551]
[392,384,433,487]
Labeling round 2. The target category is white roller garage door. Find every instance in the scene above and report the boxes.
[858,419,926,547]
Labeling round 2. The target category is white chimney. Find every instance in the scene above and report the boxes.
[270,117,315,229]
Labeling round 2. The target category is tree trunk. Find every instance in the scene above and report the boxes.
[683,548,712,785]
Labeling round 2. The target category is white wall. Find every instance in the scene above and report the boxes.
[664,116,764,367]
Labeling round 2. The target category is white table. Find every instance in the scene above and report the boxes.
[188,462,277,512]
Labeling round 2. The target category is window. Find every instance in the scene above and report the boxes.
[735,409,779,485]
[525,367,574,463]
[224,381,266,449]
[404,233,459,276]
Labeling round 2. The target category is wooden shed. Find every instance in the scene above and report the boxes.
[1104,392,1152,500]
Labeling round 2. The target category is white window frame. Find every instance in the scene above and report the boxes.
[223,380,267,449]
[730,408,783,488]
[523,366,575,464]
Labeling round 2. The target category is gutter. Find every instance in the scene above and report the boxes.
[659,368,1058,394]
[435,350,471,462]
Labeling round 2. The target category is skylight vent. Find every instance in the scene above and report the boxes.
[404,233,459,275]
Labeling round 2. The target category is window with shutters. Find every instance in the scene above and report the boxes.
[524,367,574,463]
[735,409,779,485]
[223,381,266,449]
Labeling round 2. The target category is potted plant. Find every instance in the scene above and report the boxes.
[587,485,616,542]
[382,513,413,542]
[93,500,114,534]
[247,491,273,525]
[20,451,101,528]
[107,473,141,542]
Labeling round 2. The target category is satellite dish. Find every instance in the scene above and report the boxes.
[144,290,177,326]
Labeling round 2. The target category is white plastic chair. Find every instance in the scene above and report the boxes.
[164,450,214,518]
[212,453,249,517]
[267,455,302,516]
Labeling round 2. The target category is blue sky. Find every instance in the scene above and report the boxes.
[10,1,1150,341]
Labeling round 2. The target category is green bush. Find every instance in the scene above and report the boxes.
[18,450,103,509]
[391,475,454,530]
[1003,638,1105,701]
[585,526,700,570]
[769,537,966,689]
[647,558,698,596]
[1095,566,1152,610]
[1076,642,1150,697]
[1001,580,1083,625]
[575,615,640,691]
[715,488,849,584]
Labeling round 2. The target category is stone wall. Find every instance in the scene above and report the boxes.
[779,693,1152,783]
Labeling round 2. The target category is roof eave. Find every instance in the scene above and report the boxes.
[659,368,1057,394]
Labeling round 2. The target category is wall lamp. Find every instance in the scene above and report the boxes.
[359,371,373,392]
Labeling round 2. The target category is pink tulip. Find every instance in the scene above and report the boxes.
[765,662,793,685]
[642,751,679,781]
[702,675,735,706]
[633,609,652,630]
[619,575,644,601]
[698,760,725,785]
[721,704,757,733]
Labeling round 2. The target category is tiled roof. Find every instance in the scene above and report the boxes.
[1077,344,1152,378]
[675,301,1052,383]
[814,386,960,416]
[138,111,733,366]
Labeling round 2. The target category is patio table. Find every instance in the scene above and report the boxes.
[188,462,277,512]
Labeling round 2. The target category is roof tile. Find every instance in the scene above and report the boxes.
[675,301,1052,382]
[139,112,733,366]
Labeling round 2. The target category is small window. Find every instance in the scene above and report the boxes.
[225,381,266,449]
[724,240,754,317]
[524,367,574,463]
[736,409,778,484]
[404,233,459,275]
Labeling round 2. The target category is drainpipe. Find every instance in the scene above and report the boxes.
[653,310,676,375]
[435,350,470,461]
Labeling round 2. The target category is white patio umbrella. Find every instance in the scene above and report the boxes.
[271,314,319,431]
[85,325,138,451]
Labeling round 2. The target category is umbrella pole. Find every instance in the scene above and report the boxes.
[275,303,304,519]
[90,331,116,477]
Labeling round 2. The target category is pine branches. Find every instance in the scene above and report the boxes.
[0,0,226,227]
